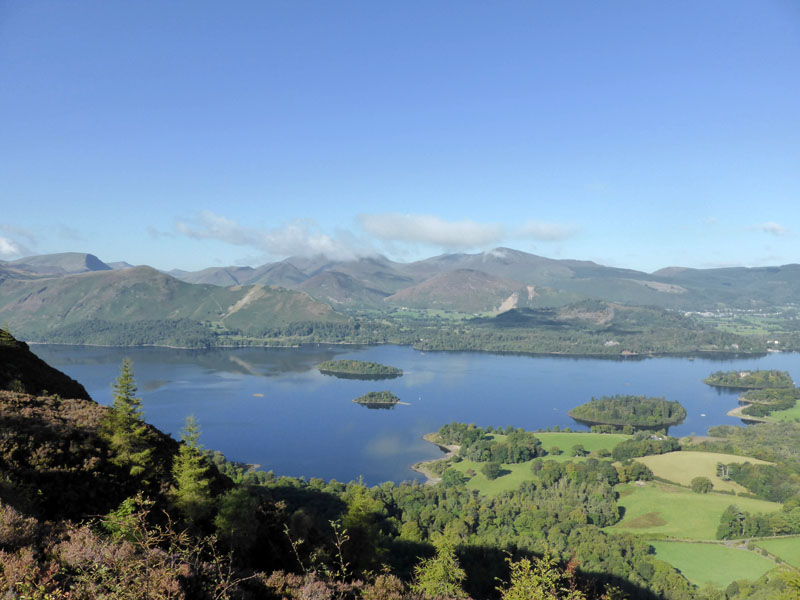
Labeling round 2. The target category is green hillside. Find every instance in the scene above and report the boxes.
[0,266,346,344]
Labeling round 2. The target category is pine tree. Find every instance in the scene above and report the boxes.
[102,359,153,479]
[0,322,16,346]
[411,537,468,599]
[171,415,214,524]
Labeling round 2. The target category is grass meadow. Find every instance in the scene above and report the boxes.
[635,451,770,493]
[650,541,776,588]
[609,481,780,539]
[753,536,800,568]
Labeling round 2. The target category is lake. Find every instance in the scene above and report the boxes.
[29,344,800,485]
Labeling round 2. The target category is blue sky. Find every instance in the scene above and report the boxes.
[1,1,798,273]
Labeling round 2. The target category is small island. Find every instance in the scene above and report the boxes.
[703,369,793,389]
[317,359,403,380]
[568,394,686,431]
[352,390,404,409]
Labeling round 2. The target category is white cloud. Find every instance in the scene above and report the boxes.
[0,225,35,259]
[176,211,369,260]
[359,213,504,249]
[0,236,21,258]
[755,221,789,236]
[515,220,578,241]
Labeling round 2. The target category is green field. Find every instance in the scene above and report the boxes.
[450,459,539,495]
[650,541,776,588]
[754,537,800,568]
[447,432,630,496]
[636,451,770,493]
[767,403,800,423]
[609,481,781,539]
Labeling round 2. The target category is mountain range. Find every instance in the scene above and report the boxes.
[2,249,799,327]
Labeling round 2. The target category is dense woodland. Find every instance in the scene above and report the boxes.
[3,331,800,598]
[568,396,687,430]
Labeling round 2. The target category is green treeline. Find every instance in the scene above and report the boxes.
[723,462,800,503]
[716,503,800,539]
[318,359,403,378]
[569,395,687,429]
[703,369,794,389]
[26,318,218,347]
[437,422,546,463]
[611,432,681,461]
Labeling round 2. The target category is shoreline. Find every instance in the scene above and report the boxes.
[22,340,784,359]
[410,433,460,485]
[726,403,771,424]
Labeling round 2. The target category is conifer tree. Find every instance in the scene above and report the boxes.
[411,537,468,599]
[0,322,16,346]
[102,359,153,479]
[171,415,214,524]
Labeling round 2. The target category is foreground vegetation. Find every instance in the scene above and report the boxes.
[5,330,800,598]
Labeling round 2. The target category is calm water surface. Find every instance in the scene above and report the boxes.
[30,344,800,485]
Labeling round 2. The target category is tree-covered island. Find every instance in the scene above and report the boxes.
[352,390,401,408]
[703,369,794,389]
[318,359,403,379]
[568,394,687,430]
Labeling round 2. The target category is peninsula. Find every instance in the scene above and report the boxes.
[703,369,794,389]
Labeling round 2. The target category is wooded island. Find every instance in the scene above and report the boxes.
[352,390,401,407]
[568,394,687,430]
[317,359,403,379]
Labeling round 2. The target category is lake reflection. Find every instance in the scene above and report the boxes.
[30,344,800,485]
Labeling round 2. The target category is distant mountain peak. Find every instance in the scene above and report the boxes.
[9,252,111,275]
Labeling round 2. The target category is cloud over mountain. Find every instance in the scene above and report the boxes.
[176,211,369,260]
[359,213,504,249]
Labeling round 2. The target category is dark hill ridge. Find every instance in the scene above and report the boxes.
[0,334,90,400]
